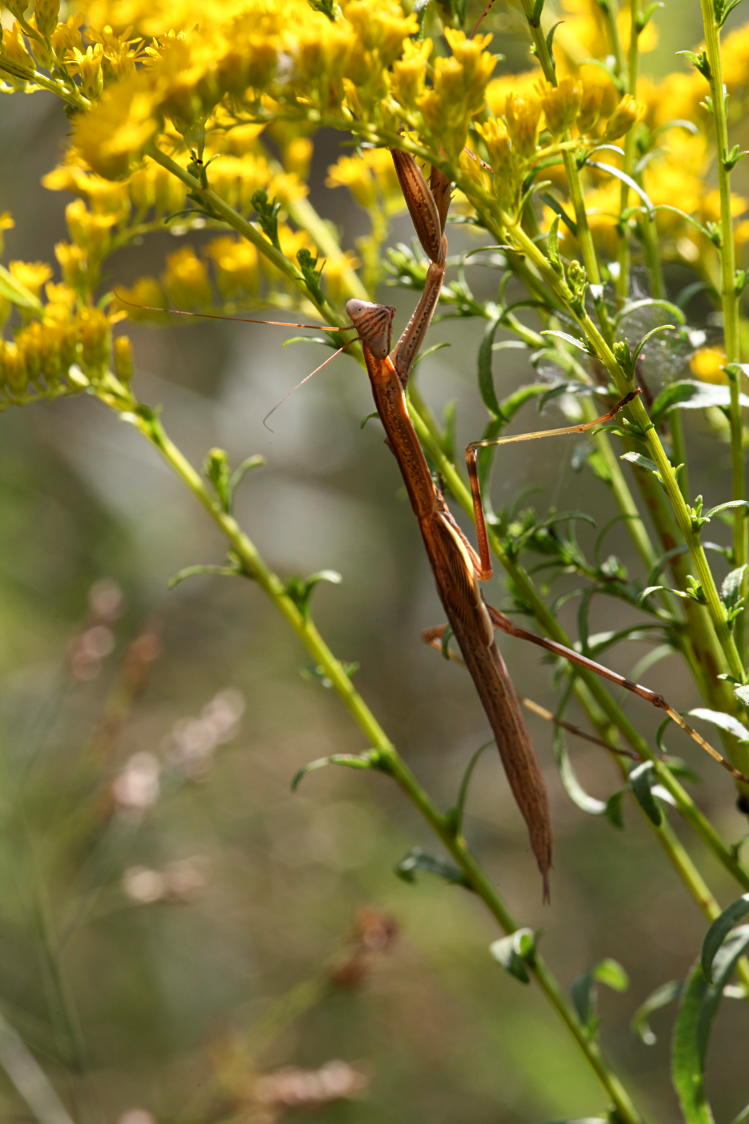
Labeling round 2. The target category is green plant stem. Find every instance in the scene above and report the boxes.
[614,0,641,303]
[118,395,651,1122]
[698,0,747,654]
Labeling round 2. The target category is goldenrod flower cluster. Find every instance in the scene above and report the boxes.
[0,0,746,399]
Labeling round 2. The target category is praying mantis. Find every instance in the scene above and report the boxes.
[336,149,749,898]
[122,148,749,899]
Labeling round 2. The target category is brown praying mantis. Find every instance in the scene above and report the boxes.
[334,149,749,898]
[121,148,749,899]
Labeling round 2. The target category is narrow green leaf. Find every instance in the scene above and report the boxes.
[705,500,749,520]
[615,297,686,327]
[541,329,590,353]
[729,1105,749,1124]
[571,959,628,1038]
[291,751,381,791]
[229,453,265,495]
[489,928,537,984]
[620,450,662,479]
[630,323,677,368]
[168,563,241,588]
[584,161,654,214]
[451,741,495,833]
[672,928,749,1123]
[631,979,682,1045]
[651,379,749,415]
[721,565,748,611]
[477,319,503,417]
[701,894,749,981]
[395,847,470,888]
[629,762,663,825]
[688,708,749,744]
[553,727,607,816]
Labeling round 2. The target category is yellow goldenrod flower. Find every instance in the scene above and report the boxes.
[541,77,582,137]
[73,77,159,179]
[326,149,401,212]
[162,246,213,308]
[55,241,89,290]
[113,333,134,381]
[0,213,15,257]
[8,260,54,299]
[504,95,542,159]
[602,94,645,142]
[204,236,261,300]
[391,38,432,111]
[690,346,726,384]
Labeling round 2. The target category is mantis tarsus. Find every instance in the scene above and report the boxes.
[122,149,749,899]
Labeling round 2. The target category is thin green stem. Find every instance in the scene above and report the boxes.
[698,0,747,653]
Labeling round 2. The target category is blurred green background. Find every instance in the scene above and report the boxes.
[2,8,749,1122]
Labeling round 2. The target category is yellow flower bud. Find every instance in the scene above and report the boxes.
[113,334,134,382]
[0,341,28,396]
[55,241,88,289]
[541,78,582,137]
[163,247,213,309]
[505,95,542,159]
[690,346,726,384]
[602,94,644,141]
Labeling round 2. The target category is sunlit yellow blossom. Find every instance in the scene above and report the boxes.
[690,346,726,384]
[73,78,159,179]
[113,333,134,381]
[575,66,619,135]
[8,260,53,299]
[504,95,541,159]
[44,282,77,323]
[419,30,496,158]
[114,277,171,321]
[541,77,582,137]
[66,44,105,97]
[720,24,749,93]
[55,241,89,290]
[162,246,213,308]
[65,198,119,252]
[0,213,14,257]
[204,236,260,300]
[391,38,432,111]
[128,164,188,214]
[474,119,520,212]
[50,13,84,52]
[280,137,313,180]
[486,70,541,117]
[326,149,401,212]
[602,94,645,142]
[638,72,703,130]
